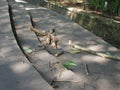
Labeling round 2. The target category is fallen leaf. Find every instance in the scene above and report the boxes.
[23,47,32,53]
[63,60,77,69]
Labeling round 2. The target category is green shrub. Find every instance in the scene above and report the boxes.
[71,0,77,3]
[89,0,120,16]
[106,0,119,15]
[118,7,120,16]
[90,0,106,11]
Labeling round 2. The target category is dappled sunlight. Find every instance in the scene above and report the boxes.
[10,62,30,74]
[87,45,106,51]
[67,7,83,12]
[97,79,112,89]
[81,54,109,64]
[56,69,87,85]
[108,46,118,51]
[25,7,47,10]
[6,0,120,89]
[15,0,27,3]
[0,0,54,89]
[96,77,118,90]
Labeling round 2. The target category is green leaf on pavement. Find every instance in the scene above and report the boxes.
[23,47,32,53]
[63,60,77,69]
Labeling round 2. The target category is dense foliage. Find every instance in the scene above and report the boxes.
[89,0,120,16]
[48,0,120,16]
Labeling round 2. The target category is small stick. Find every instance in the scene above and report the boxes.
[30,26,46,36]
[46,33,51,45]
[54,51,64,57]
[84,64,89,76]
[51,33,58,49]
[48,60,52,68]
[69,40,120,61]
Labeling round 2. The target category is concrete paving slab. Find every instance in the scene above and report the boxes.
[9,0,56,83]
[20,2,120,90]
[9,1,86,90]
[0,0,54,90]
[8,0,120,90]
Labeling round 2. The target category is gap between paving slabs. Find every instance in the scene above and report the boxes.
[9,1,86,89]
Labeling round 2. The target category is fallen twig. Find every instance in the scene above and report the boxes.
[30,26,46,36]
[84,64,89,76]
[51,33,58,49]
[54,51,64,57]
[69,40,120,61]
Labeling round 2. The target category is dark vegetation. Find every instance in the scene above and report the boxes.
[89,0,120,15]
[48,0,120,20]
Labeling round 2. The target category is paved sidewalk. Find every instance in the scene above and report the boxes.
[0,0,53,90]
[21,1,120,90]
[1,0,120,90]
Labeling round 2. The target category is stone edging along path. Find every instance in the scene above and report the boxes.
[25,0,120,48]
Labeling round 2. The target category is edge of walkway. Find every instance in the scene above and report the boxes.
[0,0,54,90]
